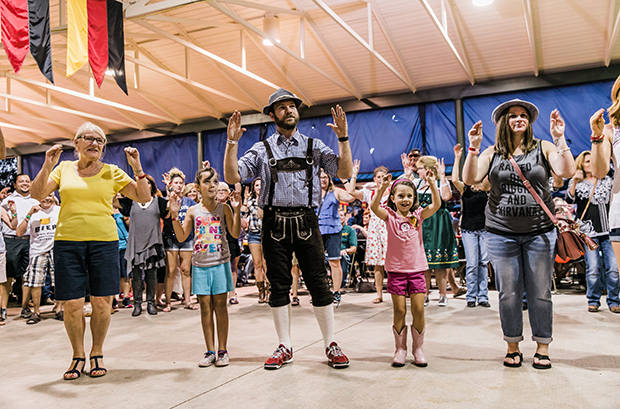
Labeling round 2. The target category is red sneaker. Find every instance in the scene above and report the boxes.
[264,344,293,370]
[326,342,349,369]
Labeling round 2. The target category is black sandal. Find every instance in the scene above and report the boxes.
[503,351,523,368]
[63,357,86,380]
[532,353,552,370]
[26,313,41,324]
[89,355,107,378]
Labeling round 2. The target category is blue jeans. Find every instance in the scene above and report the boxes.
[584,235,620,308]
[461,230,489,303]
[486,230,556,344]
[340,254,351,288]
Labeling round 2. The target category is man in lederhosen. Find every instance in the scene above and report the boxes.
[224,89,352,369]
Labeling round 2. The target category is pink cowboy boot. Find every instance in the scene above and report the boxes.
[392,326,407,367]
[411,326,428,367]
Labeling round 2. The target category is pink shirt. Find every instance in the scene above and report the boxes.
[384,207,428,273]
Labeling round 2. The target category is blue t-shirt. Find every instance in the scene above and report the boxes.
[113,213,129,250]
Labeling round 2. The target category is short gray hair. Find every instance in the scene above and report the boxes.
[74,122,107,145]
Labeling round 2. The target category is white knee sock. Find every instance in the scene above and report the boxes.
[271,304,292,349]
[313,304,335,349]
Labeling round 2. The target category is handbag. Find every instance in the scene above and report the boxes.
[355,275,376,293]
[508,157,598,262]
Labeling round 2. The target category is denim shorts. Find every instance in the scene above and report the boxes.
[192,262,234,296]
[322,233,342,260]
[119,248,130,279]
[247,231,262,244]
[164,234,193,251]
[54,240,120,301]
[610,228,620,242]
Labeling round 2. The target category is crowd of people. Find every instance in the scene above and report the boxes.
[2,78,620,379]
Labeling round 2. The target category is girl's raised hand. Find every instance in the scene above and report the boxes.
[168,192,181,214]
[454,143,462,159]
[468,121,483,149]
[437,158,446,177]
[590,108,606,137]
[379,173,393,190]
[352,159,360,177]
[230,190,241,209]
[550,109,565,141]
[425,172,436,186]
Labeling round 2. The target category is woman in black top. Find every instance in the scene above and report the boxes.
[453,144,491,308]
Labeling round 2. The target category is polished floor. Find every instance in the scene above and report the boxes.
[1,285,619,409]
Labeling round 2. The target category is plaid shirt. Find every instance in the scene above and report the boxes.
[246,197,263,233]
[238,130,339,208]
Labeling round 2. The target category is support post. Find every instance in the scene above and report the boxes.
[455,98,465,171]
[197,131,204,167]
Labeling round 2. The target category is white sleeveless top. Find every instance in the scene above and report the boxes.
[609,127,620,229]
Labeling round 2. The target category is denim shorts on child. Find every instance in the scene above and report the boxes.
[322,233,342,260]
[164,234,193,251]
[247,230,262,244]
[192,262,234,296]
[387,271,426,296]
[54,240,120,300]
[610,228,620,242]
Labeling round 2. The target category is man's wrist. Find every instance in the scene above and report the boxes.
[338,136,349,142]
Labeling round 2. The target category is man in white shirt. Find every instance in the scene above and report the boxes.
[1,173,40,319]
[16,193,60,323]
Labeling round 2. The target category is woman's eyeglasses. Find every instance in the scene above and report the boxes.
[79,136,106,145]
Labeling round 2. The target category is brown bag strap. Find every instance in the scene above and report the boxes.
[508,157,559,225]
[579,180,597,221]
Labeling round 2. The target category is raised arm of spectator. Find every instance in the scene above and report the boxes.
[589,108,614,178]
[451,144,465,194]
[437,158,452,202]
[344,159,364,201]
[327,105,352,180]
[0,128,6,160]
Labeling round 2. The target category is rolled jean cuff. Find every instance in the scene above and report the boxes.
[531,335,552,344]
[503,335,524,343]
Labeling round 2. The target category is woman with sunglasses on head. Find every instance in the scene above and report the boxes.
[31,122,150,380]
[463,99,575,370]
[161,167,197,312]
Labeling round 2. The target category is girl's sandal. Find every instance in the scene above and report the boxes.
[63,357,86,380]
[372,297,383,304]
[89,355,107,378]
[184,303,199,310]
[162,304,172,312]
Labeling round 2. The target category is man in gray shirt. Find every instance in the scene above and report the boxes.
[224,89,352,370]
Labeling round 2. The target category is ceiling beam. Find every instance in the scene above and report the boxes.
[209,0,359,97]
[133,19,280,90]
[145,15,238,28]
[290,0,363,99]
[606,0,620,66]
[126,39,225,118]
[419,0,475,85]
[2,103,75,137]
[0,91,139,129]
[311,0,415,93]
[368,0,415,90]
[521,0,539,76]
[217,0,302,16]
[125,0,208,19]
[170,21,264,111]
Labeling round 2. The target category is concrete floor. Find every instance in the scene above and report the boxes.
[1,286,619,409]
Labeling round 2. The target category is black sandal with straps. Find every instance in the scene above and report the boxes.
[63,357,86,380]
[89,355,107,378]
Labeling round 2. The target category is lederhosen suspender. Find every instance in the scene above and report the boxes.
[263,138,314,207]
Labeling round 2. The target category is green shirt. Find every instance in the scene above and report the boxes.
[340,224,358,251]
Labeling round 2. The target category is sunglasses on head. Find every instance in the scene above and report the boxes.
[408,152,420,158]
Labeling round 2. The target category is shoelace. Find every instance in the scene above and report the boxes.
[328,345,343,357]
[271,347,287,359]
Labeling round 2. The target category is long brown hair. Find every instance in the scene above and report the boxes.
[609,76,620,126]
[494,109,536,159]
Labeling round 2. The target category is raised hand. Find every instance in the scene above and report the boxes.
[230,190,241,209]
[124,147,143,173]
[573,169,585,184]
[352,159,360,177]
[227,111,246,142]
[327,105,348,139]
[202,160,211,169]
[243,186,251,203]
[379,173,393,191]
[162,172,171,186]
[468,121,483,149]
[168,192,181,215]
[7,200,15,215]
[550,109,565,141]
[437,158,446,177]
[45,144,63,168]
[590,108,606,137]
[425,171,436,186]
[454,143,463,159]
[28,205,41,216]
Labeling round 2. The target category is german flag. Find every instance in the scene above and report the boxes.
[67,0,127,93]
[1,0,54,83]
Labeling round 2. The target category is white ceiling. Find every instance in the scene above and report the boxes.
[3,0,620,153]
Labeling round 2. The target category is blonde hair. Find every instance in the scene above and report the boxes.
[168,167,185,182]
[417,156,439,179]
[182,183,195,197]
[609,76,620,126]
[575,150,591,174]
[74,122,107,145]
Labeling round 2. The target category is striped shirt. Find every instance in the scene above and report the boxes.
[238,130,339,208]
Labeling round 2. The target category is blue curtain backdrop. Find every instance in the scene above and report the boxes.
[22,133,197,191]
[463,80,615,154]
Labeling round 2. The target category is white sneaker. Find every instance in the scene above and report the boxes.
[215,351,230,367]
[424,296,429,307]
[199,351,216,367]
[438,295,448,307]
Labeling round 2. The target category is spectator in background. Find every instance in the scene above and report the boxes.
[339,208,357,290]
[113,197,131,309]
[242,178,268,304]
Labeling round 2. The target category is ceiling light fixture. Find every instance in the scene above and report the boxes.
[472,0,494,6]
[263,13,280,46]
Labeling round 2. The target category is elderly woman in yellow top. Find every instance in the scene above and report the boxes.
[31,122,150,380]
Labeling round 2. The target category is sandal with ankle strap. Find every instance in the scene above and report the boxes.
[63,357,86,380]
[89,355,107,378]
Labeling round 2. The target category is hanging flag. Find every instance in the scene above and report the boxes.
[1,0,30,75]
[67,0,88,77]
[27,0,54,84]
[107,0,127,94]
[87,0,107,87]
